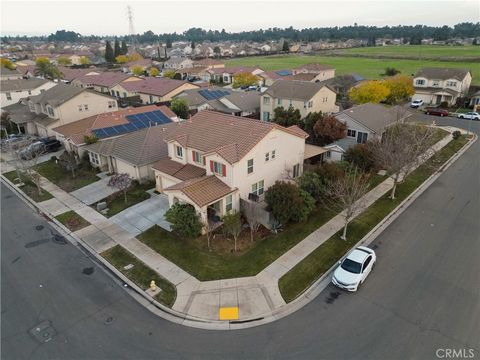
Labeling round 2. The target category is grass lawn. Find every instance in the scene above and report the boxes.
[34,160,99,192]
[137,206,336,281]
[225,55,480,84]
[55,210,90,232]
[103,181,154,217]
[2,170,53,202]
[101,245,176,308]
[278,135,469,303]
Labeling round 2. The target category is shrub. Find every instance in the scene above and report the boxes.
[344,143,377,172]
[83,134,98,144]
[297,171,324,202]
[452,130,461,140]
[170,98,190,119]
[165,203,202,238]
[314,162,345,184]
[440,101,449,108]
[265,181,315,225]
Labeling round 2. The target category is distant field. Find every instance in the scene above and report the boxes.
[338,45,480,59]
[225,55,480,84]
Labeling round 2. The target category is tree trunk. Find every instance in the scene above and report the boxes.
[71,166,76,179]
[341,220,348,240]
[250,228,254,243]
[390,175,399,200]
[234,236,237,252]
[124,189,128,204]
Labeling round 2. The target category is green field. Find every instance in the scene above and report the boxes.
[338,45,480,59]
[226,54,480,84]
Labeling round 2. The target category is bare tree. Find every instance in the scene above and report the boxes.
[368,123,437,199]
[58,151,79,178]
[324,166,371,240]
[204,218,214,250]
[108,173,133,204]
[222,211,242,252]
[243,200,262,242]
[14,140,47,195]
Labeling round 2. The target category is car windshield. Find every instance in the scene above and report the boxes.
[341,258,362,274]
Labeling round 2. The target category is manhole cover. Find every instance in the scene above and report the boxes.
[82,267,94,275]
[35,225,44,231]
[28,320,57,343]
[51,234,67,245]
[104,316,115,325]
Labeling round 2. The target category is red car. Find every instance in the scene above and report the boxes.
[425,107,449,117]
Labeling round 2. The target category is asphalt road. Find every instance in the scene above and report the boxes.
[1,115,479,360]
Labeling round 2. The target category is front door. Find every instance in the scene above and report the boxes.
[435,95,442,104]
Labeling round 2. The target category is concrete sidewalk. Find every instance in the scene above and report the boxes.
[2,126,467,327]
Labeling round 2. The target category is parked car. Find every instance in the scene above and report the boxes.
[18,138,61,160]
[332,246,376,292]
[38,137,62,152]
[425,107,449,117]
[410,99,424,108]
[457,112,480,121]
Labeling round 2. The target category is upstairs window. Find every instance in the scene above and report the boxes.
[210,161,226,177]
[6,92,12,100]
[108,101,116,108]
[78,105,83,112]
[271,150,276,159]
[175,145,183,158]
[415,79,425,85]
[347,129,357,137]
[192,151,202,164]
[432,80,440,87]
[277,98,282,105]
[247,158,254,174]
[446,81,457,87]
[263,96,270,105]
[265,152,270,162]
[47,106,54,117]
[292,163,300,178]
[308,100,313,108]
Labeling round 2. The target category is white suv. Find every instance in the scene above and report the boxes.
[410,99,424,108]
[458,112,479,121]
[332,246,376,291]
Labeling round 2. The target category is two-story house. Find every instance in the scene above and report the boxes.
[71,72,134,95]
[206,66,264,84]
[261,80,338,121]
[152,110,308,227]
[413,67,472,106]
[1,78,56,108]
[163,56,194,70]
[4,84,118,137]
[0,67,23,81]
[291,63,336,82]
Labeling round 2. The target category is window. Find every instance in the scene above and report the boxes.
[108,101,116,108]
[271,150,276,159]
[89,152,100,165]
[308,100,313,108]
[247,159,254,174]
[225,194,233,212]
[415,79,425,85]
[326,151,331,159]
[211,161,226,176]
[262,111,270,121]
[446,81,457,87]
[292,163,300,178]
[28,90,32,95]
[47,106,54,117]
[362,256,372,272]
[303,101,307,109]
[78,105,83,112]
[175,145,183,158]
[289,99,293,107]
[192,151,202,164]
[265,152,270,162]
[357,132,368,144]
[277,98,282,105]
[6,92,12,100]
[111,90,115,96]
[263,96,270,105]
[84,104,89,111]
[347,129,357,137]
[123,92,127,98]
[251,180,264,196]
[432,80,440,87]
[322,97,328,103]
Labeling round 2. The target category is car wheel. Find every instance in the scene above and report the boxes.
[426,112,430,115]
[440,114,444,117]
[459,115,464,119]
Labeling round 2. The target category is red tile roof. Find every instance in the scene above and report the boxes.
[75,72,132,87]
[152,158,206,181]
[119,77,196,97]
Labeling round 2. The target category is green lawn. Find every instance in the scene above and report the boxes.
[278,135,469,302]
[55,210,90,232]
[225,55,480,84]
[138,207,336,281]
[34,160,99,192]
[2,170,53,202]
[338,45,480,59]
[102,181,154,217]
[101,245,176,307]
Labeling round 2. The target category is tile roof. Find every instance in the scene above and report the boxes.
[0,67,22,76]
[415,67,471,81]
[75,72,132,87]
[52,105,173,144]
[2,101,37,124]
[0,78,51,92]
[293,63,335,72]
[164,110,307,164]
[414,86,459,95]
[193,59,224,67]
[58,67,99,82]
[119,77,195,97]
[165,175,234,207]
[152,158,206,181]
[28,83,113,107]
[222,91,261,111]
[285,73,318,82]
[208,66,260,75]
[265,80,330,101]
[174,86,231,107]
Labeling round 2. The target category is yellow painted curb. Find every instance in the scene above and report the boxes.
[219,307,239,320]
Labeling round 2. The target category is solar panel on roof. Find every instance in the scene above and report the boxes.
[275,70,292,76]
[199,89,229,100]
[92,128,109,139]
[103,128,118,136]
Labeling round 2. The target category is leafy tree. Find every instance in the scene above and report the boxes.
[243,201,262,243]
[108,173,133,204]
[79,56,90,65]
[170,98,190,119]
[265,181,315,225]
[105,41,114,63]
[222,211,242,252]
[47,30,80,42]
[384,75,415,105]
[121,40,128,55]
[312,114,347,145]
[114,39,121,58]
[213,46,221,57]
[163,69,176,79]
[348,81,390,104]
[57,56,72,66]
[297,171,324,203]
[232,72,259,89]
[272,106,301,126]
[282,40,289,52]
[166,38,172,48]
[191,41,195,49]
[165,203,202,238]
[344,143,377,172]
[131,65,144,76]
[115,55,128,64]
[149,67,159,77]
[383,67,401,76]
[1,58,16,70]
[35,57,62,79]
[128,53,143,62]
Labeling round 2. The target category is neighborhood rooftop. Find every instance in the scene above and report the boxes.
[0,78,50,92]
[28,83,88,107]
[119,77,192,96]
[265,80,331,101]
[415,67,471,81]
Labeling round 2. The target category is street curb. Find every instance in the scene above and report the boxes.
[1,129,476,331]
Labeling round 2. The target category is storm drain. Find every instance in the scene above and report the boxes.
[35,225,44,231]
[51,233,67,245]
[104,316,116,325]
[82,267,94,275]
[28,320,57,343]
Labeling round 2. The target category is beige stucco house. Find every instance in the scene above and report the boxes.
[261,80,338,121]
[291,63,336,82]
[1,78,56,108]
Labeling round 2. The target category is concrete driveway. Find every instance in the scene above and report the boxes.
[109,193,172,236]
[70,174,116,205]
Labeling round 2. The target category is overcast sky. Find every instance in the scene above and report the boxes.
[1,0,478,36]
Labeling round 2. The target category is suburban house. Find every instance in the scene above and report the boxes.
[174,66,211,82]
[163,56,194,70]
[413,67,472,106]
[3,84,118,136]
[0,78,56,108]
[332,103,412,151]
[52,105,178,156]
[121,58,155,73]
[206,66,264,84]
[261,80,338,121]
[291,63,336,82]
[469,89,480,109]
[1,67,23,80]
[192,58,224,69]
[151,110,309,228]
[109,77,199,103]
[71,72,134,94]
[257,70,292,87]
[58,67,101,83]
[174,87,260,117]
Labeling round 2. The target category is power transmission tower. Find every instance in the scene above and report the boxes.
[127,5,138,52]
